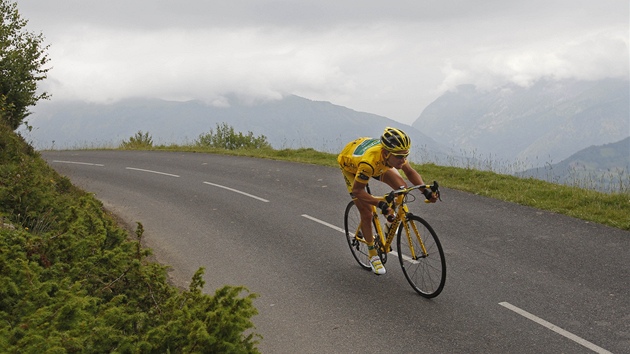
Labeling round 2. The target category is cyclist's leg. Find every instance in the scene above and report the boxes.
[341,167,385,274]
[354,197,375,244]
[341,167,376,244]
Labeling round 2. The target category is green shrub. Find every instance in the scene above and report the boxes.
[120,131,154,149]
[196,123,271,150]
[0,125,261,353]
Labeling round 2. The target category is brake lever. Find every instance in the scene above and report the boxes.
[431,181,442,201]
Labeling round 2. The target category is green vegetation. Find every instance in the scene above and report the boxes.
[195,123,271,150]
[417,164,630,231]
[120,130,154,149]
[0,122,261,353]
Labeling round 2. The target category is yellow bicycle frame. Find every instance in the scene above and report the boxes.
[366,192,429,259]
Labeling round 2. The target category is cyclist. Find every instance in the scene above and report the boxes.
[338,127,437,275]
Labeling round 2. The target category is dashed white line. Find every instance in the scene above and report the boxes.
[126,167,180,178]
[203,181,269,202]
[301,214,416,261]
[52,160,104,166]
[499,302,612,354]
[301,214,345,233]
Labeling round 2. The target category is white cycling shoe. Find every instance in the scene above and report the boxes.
[369,256,386,275]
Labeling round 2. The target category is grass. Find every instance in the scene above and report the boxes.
[418,164,630,231]
[119,143,630,231]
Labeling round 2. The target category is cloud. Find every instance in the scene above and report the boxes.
[42,26,366,103]
[18,0,630,124]
[439,26,629,91]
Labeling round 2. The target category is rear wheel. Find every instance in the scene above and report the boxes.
[397,215,446,298]
[344,201,371,270]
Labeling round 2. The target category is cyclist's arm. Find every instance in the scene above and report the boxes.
[402,162,438,203]
[351,161,382,206]
[401,162,425,187]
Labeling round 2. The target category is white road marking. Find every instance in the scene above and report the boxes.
[499,302,612,354]
[52,160,104,167]
[301,214,420,262]
[203,181,269,202]
[301,214,345,233]
[126,167,180,178]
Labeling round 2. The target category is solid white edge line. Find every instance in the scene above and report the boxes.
[499,302,612,354]
[52,160,104,167]
[126,167,180,178]
[203,181,269,202]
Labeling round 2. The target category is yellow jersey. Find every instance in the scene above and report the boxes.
[338,137,391,185]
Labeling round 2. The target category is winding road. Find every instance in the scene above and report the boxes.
[42,150,629,354]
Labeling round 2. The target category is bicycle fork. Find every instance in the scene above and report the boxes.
[402,215,429,260]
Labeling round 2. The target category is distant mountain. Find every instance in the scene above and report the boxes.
[23,94,450,161]
[412,78,629,167]
[519,137,630,192]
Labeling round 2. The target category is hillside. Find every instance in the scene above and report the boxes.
[519,137,630,192]
[412,78,629,167]
[24,95,450,161]
[0,123,260,352]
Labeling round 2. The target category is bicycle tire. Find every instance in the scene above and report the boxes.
[397,214,446,298]
[344,201,371,270]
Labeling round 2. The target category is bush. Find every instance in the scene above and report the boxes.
[196,123,271,150]
[0,126,261,352]
[120,131,154,149]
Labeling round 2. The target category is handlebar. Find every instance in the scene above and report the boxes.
[382,181,441,204]
[376,181,440,222]
[375,181,441,221]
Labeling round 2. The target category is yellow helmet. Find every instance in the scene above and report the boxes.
[381,127,411,152]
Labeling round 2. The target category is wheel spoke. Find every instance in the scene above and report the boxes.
[397,215,446,298]
[344,201,372,270]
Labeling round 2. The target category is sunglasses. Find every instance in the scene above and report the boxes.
[390,152,409,159]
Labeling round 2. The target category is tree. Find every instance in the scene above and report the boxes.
[0,0,50,130]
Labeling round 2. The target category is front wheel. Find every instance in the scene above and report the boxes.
[397,215,446,298]
[344,201,371,270]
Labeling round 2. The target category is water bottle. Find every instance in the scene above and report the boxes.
[385,213,395,234]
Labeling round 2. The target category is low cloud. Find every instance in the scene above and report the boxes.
[20,0,630,123]
[439,26,629,92]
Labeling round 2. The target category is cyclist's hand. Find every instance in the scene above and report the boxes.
[423,188,438,203]
[377,201,395,221]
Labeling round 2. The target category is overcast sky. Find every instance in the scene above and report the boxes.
[16,0,630,124]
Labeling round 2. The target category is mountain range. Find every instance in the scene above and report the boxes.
[24,95,449,158]
[23,77,629,188]
[412,78,629,166]
[519,137,630,192]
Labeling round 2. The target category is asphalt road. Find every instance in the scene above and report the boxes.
[42,150,629,354]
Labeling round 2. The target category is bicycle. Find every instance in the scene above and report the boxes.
[343,182,446,298]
